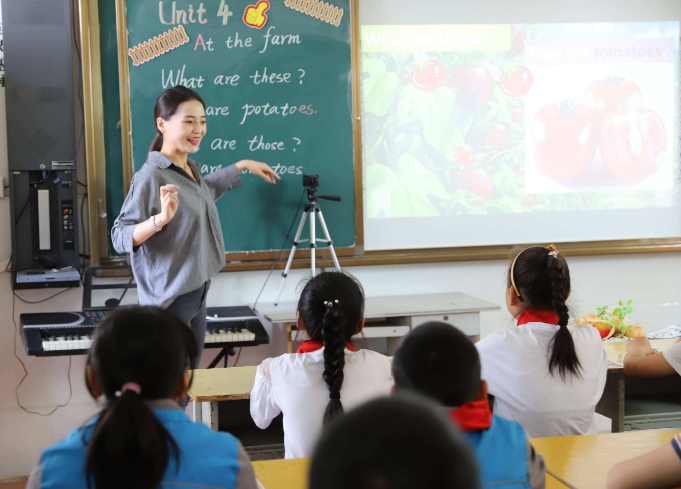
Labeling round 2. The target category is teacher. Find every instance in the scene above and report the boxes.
[111,85,280,368]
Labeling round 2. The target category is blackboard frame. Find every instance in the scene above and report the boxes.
[77,1,681,271]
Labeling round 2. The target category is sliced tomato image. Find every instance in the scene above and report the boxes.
[411,60,446,92]
[531,101,598,183]
[500,67,533,98]
[583,77,643,123]
[454,167,495,200]
[447,66,494,111]
[600,108,667,182]
[455,147,475,166]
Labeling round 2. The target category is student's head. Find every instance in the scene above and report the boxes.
[507,245,581,380]
[297,271,365,424]
[309,395,480,489]
[149,85,207,155]
[393,322,484,407]
[84,306,199,489]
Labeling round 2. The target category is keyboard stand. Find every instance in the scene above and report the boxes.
[208,347,237,369]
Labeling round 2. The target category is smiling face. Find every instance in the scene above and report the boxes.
[157,100,207,155]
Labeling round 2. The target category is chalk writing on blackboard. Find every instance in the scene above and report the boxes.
[128,25,190,66]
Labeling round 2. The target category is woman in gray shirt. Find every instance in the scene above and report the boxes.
[112,85,279,368]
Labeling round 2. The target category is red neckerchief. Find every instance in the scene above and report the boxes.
[449,400,493,432]
[517,309,559,327]
[296,340,356,354]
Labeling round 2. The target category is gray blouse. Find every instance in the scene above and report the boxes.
[111,151,242,308]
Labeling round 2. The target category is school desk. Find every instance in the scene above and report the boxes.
[250,457,569,489]
[530,428,681,489]
[596,338,678,433]
[256,292,500,354]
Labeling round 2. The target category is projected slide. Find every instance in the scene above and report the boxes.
[361,22,679,250]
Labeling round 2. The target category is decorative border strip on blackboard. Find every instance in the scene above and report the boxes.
[284,0,344,27]
[128,25,190,67]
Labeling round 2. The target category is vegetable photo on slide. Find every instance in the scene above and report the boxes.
[360,22,675,220]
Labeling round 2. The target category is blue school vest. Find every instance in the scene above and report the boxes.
[463,414,532,489]
[40,409,240,489]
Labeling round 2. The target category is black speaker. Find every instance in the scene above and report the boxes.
[2,0,76,172]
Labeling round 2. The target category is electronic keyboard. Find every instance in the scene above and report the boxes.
[20,306,269,357]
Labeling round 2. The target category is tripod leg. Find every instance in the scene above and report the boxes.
[316,208,341,271]
[275,210,309,305]
[310,206,317,276]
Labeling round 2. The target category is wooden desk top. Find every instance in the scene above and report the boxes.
[253,458,310,489]
[187,366,257,402]
[530,428,681,489]
[256,292,500,324]
[251,458,567,489]
[604,338,677,370]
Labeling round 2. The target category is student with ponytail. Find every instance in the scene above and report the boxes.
[26,306,258,489]
[250,271,393,458]
[476,245,608,437]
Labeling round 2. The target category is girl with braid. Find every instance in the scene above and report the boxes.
[476,245,608,438]
[250,271,393,458]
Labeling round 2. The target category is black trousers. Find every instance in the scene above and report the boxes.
[166,280,210,370]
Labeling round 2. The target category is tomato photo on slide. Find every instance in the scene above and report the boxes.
[447,66,494,111]
[453,167,495,200]
[532,101,598,183]
[600,108,667,182]
[500,67,533,98]
[455,147,475,166]
[583,77,643,124]
[411,60,446,92]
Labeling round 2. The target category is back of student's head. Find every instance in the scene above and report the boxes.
[85,306,199,489]
[309,395,480,489]
[298,271,365,424]
[393,322,480,407]
[508,245,581,380]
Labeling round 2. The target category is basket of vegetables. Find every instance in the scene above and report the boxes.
[574,300,647,340]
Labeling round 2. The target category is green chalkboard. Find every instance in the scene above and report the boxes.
[106,0,355,254]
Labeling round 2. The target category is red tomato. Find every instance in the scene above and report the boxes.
[455,168,495,200]
[455,147,475,166]
[504,24,525,59]
[583,77,642,123]
[411,60,446,92]
[514,166,525,177]
[532,102,598,183]
[500,67,534,97]
[525,196,536,207]
[488,123,512,150]
[447,66,494,111]
[510,108,523,123]
[600,108,667,182]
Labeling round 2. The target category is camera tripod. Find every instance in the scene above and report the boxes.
[275,183,341,306]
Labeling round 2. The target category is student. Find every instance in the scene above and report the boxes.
[309,395,480,489]
[393,321,545,489]
[26,306,257,489]
[607,434,681,489]
[250,271,393,459]
[476,245,608,437]
[623,336,680,377]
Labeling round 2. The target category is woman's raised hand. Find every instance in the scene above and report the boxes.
[236,160,282,184]
[158,184,180,226]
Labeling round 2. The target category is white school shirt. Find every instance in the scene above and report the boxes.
[476,321,608,438]
[250,348,393,458]
[663,341,681,375]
